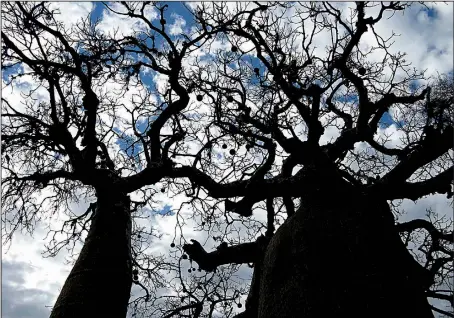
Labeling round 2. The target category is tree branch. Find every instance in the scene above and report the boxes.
[381,126,453,183]
[429,304,454,318]
[380,166,453,201]
[19,169,78,185]
[426,290,454,307]
[265,197,275,238]
[182,239,262,272]
[396,219,453,243]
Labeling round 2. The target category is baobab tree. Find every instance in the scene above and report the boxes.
[1,2,452,318]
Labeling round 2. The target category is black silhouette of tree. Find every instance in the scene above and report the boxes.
[2,2,452,318]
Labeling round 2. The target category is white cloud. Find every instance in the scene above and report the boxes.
[97,2,158,38]
[169,13,186,36]
[48,2,93,28]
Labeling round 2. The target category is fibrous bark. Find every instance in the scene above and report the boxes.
[49,189,132,318]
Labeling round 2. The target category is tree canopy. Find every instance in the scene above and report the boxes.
[1,2,453,317]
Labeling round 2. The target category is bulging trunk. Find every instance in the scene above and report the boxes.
[50,190,132,318]
[256,167,434,318]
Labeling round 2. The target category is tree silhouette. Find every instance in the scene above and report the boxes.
[2,2,452,318]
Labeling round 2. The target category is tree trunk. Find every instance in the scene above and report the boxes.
[50,190,132,318]
[256,167,434,318]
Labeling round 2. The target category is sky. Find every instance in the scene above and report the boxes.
[1,2,453,318]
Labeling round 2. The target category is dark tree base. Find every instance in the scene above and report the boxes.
[50,191,133,318]
[255,172,434,318]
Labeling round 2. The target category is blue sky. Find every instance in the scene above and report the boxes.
[90,1,399,154]
[422,6,438,19]
[1,1,449,208]
[157,204,174,216]
[2,63,24,83]
[3,1,449,168]
[4,1,441,150]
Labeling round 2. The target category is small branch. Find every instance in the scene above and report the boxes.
[426,290,454,307]
[429,304,454,318]
[132,280,150,302]
[396,219,453,243]
[369,90,428,129]
[366,137,404,157]
[162,302,202,318]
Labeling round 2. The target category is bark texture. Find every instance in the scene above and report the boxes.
[256,167,434,318]
[49,190,132,318]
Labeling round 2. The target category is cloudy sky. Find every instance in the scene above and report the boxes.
[1,2,453,318]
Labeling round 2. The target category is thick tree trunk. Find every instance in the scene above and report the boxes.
[256,167,434,318]
[50,190,132,318]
